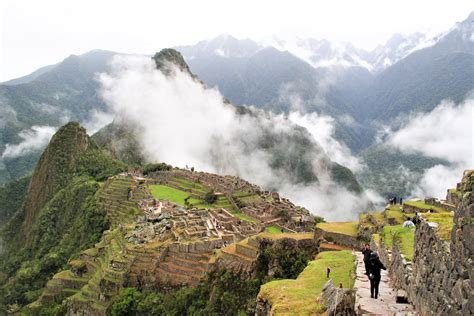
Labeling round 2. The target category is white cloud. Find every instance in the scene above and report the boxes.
[98,55,372,220]
[389,99,473,165]
[288,111,364,172]
[1,125,57,159]
[389,98,474,198]
[82,110,114,134]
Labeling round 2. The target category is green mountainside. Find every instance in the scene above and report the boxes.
[0,122,125,311]
[0,117,470,315]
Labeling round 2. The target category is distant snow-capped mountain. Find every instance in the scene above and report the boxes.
[177,29,452,73]
[266,31,451,72]
[176,33,263,59]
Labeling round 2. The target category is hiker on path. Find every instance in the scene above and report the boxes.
[368,251,386,299]
[361,243,372,275]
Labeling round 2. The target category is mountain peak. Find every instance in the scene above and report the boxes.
[152,48,193,76]
[23,122,92,228]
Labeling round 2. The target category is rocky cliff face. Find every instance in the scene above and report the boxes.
[23,122,92,229]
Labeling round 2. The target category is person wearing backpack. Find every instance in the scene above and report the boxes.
[368,251,386,299]
[362,243,372,275]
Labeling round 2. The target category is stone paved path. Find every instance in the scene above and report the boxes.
[354,252,417,315]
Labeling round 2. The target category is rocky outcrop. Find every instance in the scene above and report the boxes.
[321,279,355,316]
[152,48,194,77]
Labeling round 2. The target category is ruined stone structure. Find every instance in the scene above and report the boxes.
[373,170,474,315]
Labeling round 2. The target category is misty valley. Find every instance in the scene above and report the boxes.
[0,6,472,316]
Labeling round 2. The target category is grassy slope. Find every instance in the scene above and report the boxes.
[404,200,447,213]
[316,221,358,237]
[382,225,415,261]
[385,205,404,224]
[258,250,355,315]
[421,212,454,241]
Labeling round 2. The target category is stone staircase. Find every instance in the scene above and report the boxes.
[354,252,417,315]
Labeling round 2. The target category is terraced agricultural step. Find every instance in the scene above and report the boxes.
[168,256,207,271]
[156,267,200,286]
[159,261,204,277]
[80,285,100,301]
[222,244,256,262]
[247,237,260,248]
[235,243,259,258]
[169,250,212,262]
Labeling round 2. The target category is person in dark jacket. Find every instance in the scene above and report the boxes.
[368,251,386,299]
[362,243,372,275]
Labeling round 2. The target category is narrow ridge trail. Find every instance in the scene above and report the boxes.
[354,252,417,315]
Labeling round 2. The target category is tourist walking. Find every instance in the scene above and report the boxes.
[368,251,386,299]
[362,243,371,275]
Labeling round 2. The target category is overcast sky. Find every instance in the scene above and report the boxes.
[0,0,472,81]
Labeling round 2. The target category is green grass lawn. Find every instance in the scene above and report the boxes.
[421,212,454,241]
[258,250,355,315]
[317,221,359,237]
[382,225,415,261]
[265,225,283,234]
[404,200,447,213]
[149,184,202,206]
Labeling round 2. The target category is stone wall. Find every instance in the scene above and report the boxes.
[388,239,412,301]
[369,238,390,270]
[321,279,356,316]
[382,170,473,315]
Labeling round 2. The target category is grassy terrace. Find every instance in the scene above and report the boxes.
[230,210,257,223]
[258,250,355,315]
[382,225,414,261]
[265,225,283,234]
[149,184,203,206]
[316,221,358,237]
[170,177,208,194]
[421,212,454,241]
[385,205,405,224]
[369,211,384,225]
[232,190,262,204]
[404,200,447,213]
